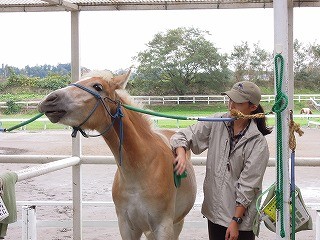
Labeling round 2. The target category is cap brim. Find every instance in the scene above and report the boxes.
[221,90,248,103]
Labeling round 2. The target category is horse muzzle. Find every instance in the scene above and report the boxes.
[38,92,68,123]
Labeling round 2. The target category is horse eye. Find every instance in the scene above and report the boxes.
[93,84,103,92]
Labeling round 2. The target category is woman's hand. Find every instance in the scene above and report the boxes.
[173,147,187,175]
[225,221,239,240]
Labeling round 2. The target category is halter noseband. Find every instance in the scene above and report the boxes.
[69,83,124,165]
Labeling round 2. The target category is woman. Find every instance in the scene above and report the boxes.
[170,81,272,240]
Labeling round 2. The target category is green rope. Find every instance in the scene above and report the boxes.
[122,104,190,120]
[272,54,288,238]
[3,113,44,132]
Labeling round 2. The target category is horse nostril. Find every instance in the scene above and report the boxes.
[38,92,59,112]
[46,93,58,102]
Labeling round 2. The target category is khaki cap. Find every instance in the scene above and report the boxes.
[222,81,261,105]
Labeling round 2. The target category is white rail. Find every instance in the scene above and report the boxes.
[15,157,80,182]
[1,94,320,108]
[1,114,320,130]
[311,98,320,112]
[308,120,320,128]
[9,200,320,230]
[1,155,320,166]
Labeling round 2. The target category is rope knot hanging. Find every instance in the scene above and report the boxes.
[272,54,288,114]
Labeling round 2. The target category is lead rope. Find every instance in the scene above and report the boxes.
[289,110,304,239]
[272,53,288,238]
[0,113,44,132]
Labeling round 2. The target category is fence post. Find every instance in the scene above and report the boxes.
[71,10,83,240]
[22,205,37,240]
[316,210,320,240]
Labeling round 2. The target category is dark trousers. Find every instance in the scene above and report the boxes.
[207,220,255,240]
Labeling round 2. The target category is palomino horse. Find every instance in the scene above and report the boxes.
[38,70,197,239]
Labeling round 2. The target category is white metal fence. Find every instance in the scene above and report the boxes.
[1,94,320,109]
[132,94,320,105]
[1,114,320,130]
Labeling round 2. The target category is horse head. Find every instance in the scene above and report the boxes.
[38,70,131,134]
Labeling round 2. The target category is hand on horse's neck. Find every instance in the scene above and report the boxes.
[233,119,249,136]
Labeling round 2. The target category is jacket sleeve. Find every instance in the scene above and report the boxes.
[170,120,214,155]
[235,136,269,208]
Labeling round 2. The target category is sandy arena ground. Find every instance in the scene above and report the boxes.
[0,127,320,239]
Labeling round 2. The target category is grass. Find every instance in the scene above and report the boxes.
[1,103,318,130]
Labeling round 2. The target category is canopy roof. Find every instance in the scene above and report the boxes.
[1,0,319,12]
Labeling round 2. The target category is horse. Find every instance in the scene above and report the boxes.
[38,70,197,240]
[300,107,312,114]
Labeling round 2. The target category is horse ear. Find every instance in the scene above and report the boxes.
[112,68,132,89]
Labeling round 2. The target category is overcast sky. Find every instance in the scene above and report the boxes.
[0,7,319,72]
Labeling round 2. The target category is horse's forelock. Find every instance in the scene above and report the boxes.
[82,70,114,82]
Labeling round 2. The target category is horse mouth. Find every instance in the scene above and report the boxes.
[45,110,67,123]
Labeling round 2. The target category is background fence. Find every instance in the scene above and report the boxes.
[1,94,320,109]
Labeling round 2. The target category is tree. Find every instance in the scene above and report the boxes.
[132,27,231,95]
[229,41,251,82]
[249,43,273,82]
[229,42,273,89]
[294,40,320,90]
[293,39,308,74]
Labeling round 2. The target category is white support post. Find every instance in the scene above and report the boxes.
[316,210,320,240]
[273,0,294,239]
[71,10,82,240]
[22,205,37,240]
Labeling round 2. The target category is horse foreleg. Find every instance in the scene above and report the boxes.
[117,214,143,240]
[173,218,184,240]
[147,218,175,240]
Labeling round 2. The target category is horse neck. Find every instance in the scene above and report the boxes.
[101,106,163,168]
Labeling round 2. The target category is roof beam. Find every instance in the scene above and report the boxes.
[42,0,79,11]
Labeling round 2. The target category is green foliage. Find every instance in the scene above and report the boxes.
[133,27,231,95]
[229,41,273,83]
[293,40,320,92]
[4,100,21,114]
[36,74,71,90]
[0,93,45,102]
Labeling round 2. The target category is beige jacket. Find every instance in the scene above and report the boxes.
[170,113,269,231]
